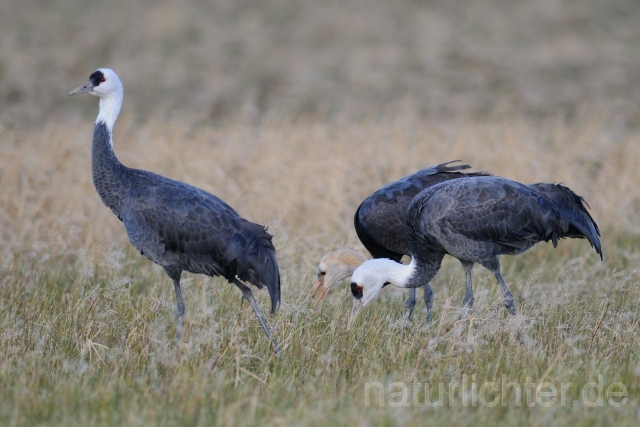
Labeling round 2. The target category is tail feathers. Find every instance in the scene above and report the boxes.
[533,183,603,260]
[234,222,281,313]
[433,160,472,174]
[256,236,281,314]
[431,160,493,177]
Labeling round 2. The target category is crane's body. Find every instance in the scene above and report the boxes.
[70,69,280,350]
[355,162,491,321]
[349,175,602,326]
[311,162,488,322]
[353,162,487,261]
[407,177,601,266]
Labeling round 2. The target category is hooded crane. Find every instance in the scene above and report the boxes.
[69,69,280,351]
[348,175,602,327]
[310,161,489,322]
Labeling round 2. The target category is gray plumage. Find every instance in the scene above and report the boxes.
[70,68,280,350]
[354,160,488,259]
[404,175,602,315]
[349,174,602,325]
[354,160,489,321]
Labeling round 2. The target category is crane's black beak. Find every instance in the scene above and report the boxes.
[68,80,95,96]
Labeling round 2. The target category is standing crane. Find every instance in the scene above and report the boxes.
[69,69,280,351]
[310,161,488,322]
[348,175,602,327]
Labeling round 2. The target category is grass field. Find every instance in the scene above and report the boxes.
[1,0,640,425]
[1,114,639,425]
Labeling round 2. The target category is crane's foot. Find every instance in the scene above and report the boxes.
[459,295,474,320]
[503,289,516,316]
[491,269,516,316]
[175,312,184,343]
[425,310,433,325]
[401,308,414,322]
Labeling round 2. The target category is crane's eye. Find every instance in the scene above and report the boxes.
[100,76,106,82]
[319,271,326,276]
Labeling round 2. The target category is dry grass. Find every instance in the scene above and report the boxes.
[1,112,639,425]
[1,0,640,424]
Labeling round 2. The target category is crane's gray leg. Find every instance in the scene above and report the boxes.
[173,280,186,342]
[233,279,280,353]
[403,288,417,321]
[164,266,185,343]
[423,283,433,324]
[494,271,516,316]
[459,261,474,320]
[482,259,516,316]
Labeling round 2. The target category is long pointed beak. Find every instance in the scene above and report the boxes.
[308,280,330,308]
[308,280,323,298]
[347,298,364,330]
[312,287,329,308]
[68,80,95,96]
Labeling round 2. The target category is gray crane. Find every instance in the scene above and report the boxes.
[348,175,602,327]
[69,68,280,351]
[310,161,489,322]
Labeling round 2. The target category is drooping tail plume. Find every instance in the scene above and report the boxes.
[533,183,602,260]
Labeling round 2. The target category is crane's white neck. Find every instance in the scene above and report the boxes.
[96,91,123,140]
[381,258,416,288]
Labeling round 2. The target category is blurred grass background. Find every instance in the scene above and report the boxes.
[1,0,640,425]
[2,0,640,125]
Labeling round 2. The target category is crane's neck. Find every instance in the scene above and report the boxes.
[383,255,442,289]
[382,258,418,288]
[92,93,127,217]
[96,92,122,132]
[330,263,360,288]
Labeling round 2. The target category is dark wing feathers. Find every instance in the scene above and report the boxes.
[121,171,280,312]
[356,161,475,221]
[416,179,540,256]
[530,182,602,260]
[354,161,488,258]
[227,220,281,313]
[410,176,602,260]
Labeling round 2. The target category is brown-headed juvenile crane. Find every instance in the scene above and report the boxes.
[310,249,366,305]
[348,175,602,327]
[69,68,280,351]
[310,161,489,322]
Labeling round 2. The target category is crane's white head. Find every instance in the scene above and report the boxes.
[69,68,123,130]
[347,259,391,328]
[346,257,415,328]
[68,68,123,98]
